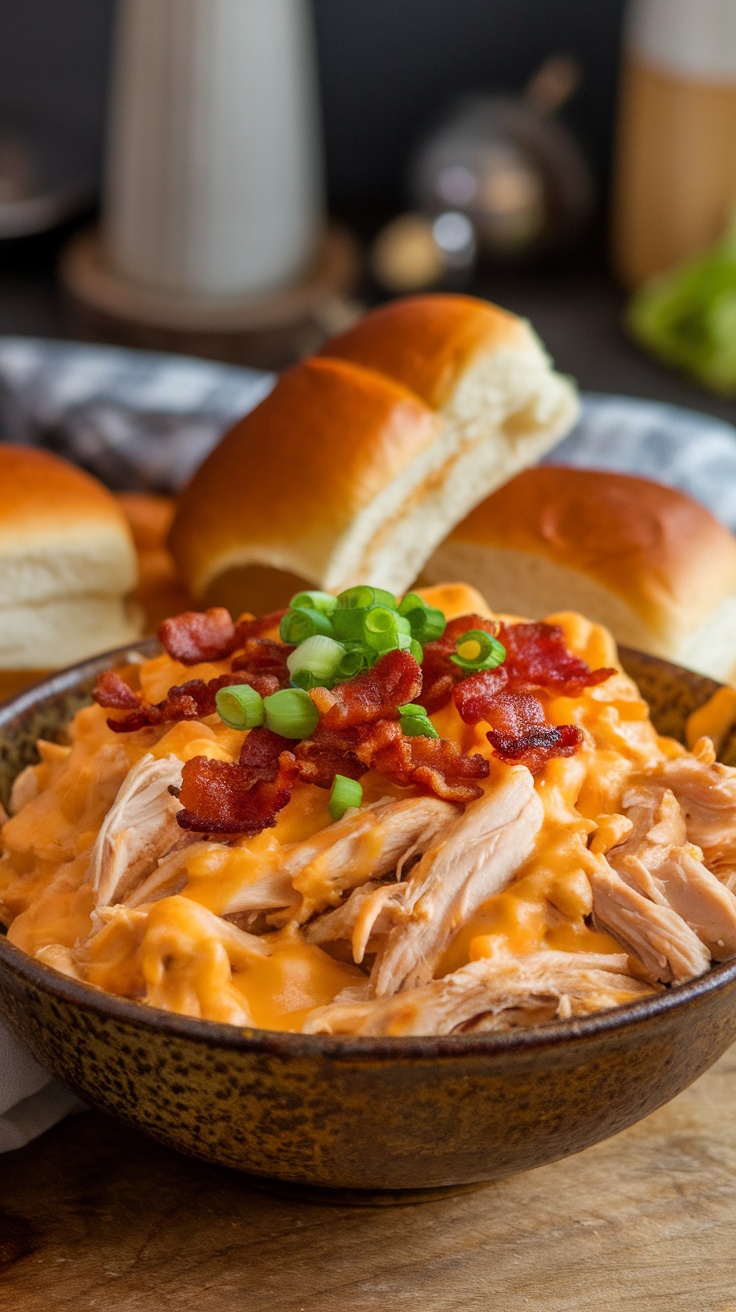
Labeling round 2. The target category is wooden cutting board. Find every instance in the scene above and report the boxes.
[2,1044,735,1312]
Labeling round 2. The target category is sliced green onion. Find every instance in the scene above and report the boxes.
[286,634,346,688]
[398,594,447,643]
[409,638,424,664]
[363,607,411,653]
[331,607,371,642]
[280,607,334,644]
[263,688,320,738]
[289,590,338,617]
[336,585,397,611]
[450,629,506,673]
[400,713,440,739]
[336,645,369,679]
[215,684,265,730]
[290,670,323,691]
[329,774,363,821]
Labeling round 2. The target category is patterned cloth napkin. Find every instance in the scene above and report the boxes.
[2,335,736,1152]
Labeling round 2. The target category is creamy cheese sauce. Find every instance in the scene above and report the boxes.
[0,585,684,1030]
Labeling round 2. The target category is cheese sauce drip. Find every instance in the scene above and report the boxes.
[0,585,682,1031]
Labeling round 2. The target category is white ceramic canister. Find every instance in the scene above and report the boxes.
[613,0,736,286]
[103,0,324,300]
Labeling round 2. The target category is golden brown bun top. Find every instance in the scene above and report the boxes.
[169,357,439,597]
[451,465,736,627]
[318,293,530,409]
[0,444,133,550]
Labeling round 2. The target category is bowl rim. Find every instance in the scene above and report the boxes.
[2,640,736,1063]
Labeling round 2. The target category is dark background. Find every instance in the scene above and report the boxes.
[0,0,627,208]
[2,0,735,427]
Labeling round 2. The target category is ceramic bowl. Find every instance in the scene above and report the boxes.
[2,644,736,1199]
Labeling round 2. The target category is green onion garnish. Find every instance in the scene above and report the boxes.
[331,607,371,642]
[398,593,447,644]
[280,607,334,644]
[289,590,338,617]
[450,629,506,673]
[409,638,424,664]
[398,703,440,739]
[337,585,397,611]
[336,645,370,679]
[363,608,411,653]
[263,688,320,738]
[329,774,363,821]
[215,684,265,730]
[286,634,346,688]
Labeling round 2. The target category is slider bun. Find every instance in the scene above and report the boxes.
[117,493,193,631]
[423,466,736,681]
[0,445,141,672]
[170,295,578,610]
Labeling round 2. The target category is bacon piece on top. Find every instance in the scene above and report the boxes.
[481,691,583,773]
[157,606,287,665]
[95,670,282,734]
[158,607,237,664]
[496,621,615,696]
[310,648,422,730]
[93,670,142,711]
[177,728,298,834]
[418,614,499,714]
[354,719,489,803]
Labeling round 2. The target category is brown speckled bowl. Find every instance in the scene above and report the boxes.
[2,643,736,1199]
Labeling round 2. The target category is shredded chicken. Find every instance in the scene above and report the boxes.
[609,786,736,959]
[90,753,192,907]
[304,950,655,1036]
[651,753,736,889]
[304,880,408,964]
[589,855,711,984]
[372,768,544,997]
[281,795,457,922]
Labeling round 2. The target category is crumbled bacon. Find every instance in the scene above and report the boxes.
[158,608,237,664]
[496,621,615,697]
[418,614,500,713]
[351,718,489,803]
[293,735,368,788]
[310,648,422,730]
[93,670,142,711]
[177,728,297,833]
[449,620,611,775]
[157,607,287,665]
[96,671,280,734]
[479,690,583,773]
[231,637,292,689]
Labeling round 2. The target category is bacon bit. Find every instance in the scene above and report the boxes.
[311,649,422,730]
[97,671,279,734]
[419,614,499,713]
[293,737,368,788]
[94,670,142,711]
[177,728,297,834]
[231,637,292,689]
[352,719,489,803]
[487,722,583,773]
[234,609,287,641]
[158,608,237,664]
[496,621,615,696]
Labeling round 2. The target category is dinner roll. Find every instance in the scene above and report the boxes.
[117,493,193,632]
[0,445,141,676]
[423,466,736,681]
[170,294,578,610]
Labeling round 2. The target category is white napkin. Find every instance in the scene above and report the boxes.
[0,1023,85,1152]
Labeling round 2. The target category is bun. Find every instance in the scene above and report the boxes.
[0,445,141,673]
[117,493,193,631]
[170,294,578,610]
[423,466,736,681]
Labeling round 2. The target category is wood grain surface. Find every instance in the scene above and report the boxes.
[1,1045,735,1312]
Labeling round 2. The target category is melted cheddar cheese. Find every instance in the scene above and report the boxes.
[0,584,685,1031]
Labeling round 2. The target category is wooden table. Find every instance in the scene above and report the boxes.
[1,1045,735,1312]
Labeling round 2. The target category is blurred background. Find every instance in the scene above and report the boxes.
[0,0,735,423]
